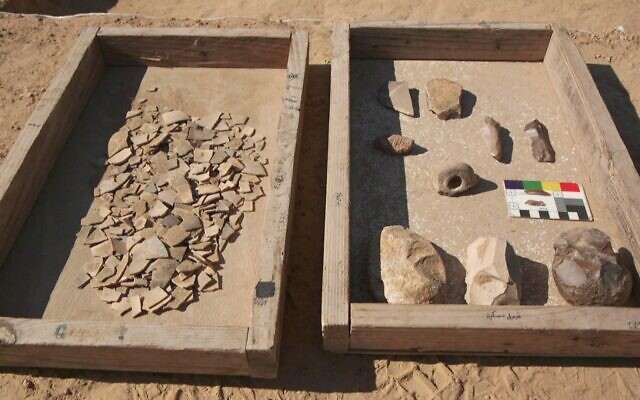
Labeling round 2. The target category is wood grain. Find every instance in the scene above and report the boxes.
[544,26,640,298]
[350,22,552,61]
[351,304,640,356]
[0,27,103,268]
[246,30,308,378]
[98,27,291,68]
[323,21,640,357]
[0,27,307,378]
[0,318,249,375]
[321,21,351,353]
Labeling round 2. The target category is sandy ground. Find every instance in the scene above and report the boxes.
[0,1,640,399]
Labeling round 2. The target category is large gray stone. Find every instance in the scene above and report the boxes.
[552,228,632,306]
[370,225,447,304]
[465,236,521,305]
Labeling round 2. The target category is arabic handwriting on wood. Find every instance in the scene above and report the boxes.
[486,310,522,321]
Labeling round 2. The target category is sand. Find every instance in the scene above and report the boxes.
[0,1,640,399]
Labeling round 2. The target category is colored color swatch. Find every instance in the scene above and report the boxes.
[503,180,593,222]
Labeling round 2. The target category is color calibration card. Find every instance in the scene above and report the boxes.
[503,180,593,221]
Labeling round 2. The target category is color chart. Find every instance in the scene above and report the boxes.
[503,180,593,221]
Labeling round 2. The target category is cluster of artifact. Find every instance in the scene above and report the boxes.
[375,79,555,192]
[371,225,633,306]
[76,103,267,317]
[370,79,633,307]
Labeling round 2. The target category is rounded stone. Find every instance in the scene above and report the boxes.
[552,228,632,306]
[433,162,479,196]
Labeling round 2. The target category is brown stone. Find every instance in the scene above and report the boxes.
[433,163,479,196]
[426,78,462,120]
[465,237,521,305]
[524,119,555,162]
[373,134,415,156]
[371,225,447,304]
[552,228,632,306]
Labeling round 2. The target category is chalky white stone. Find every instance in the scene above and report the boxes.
[465,237,521,305]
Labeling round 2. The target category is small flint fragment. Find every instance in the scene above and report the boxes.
[524,119,555,163]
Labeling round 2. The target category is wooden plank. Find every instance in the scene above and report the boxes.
[543,26,640,298]
[97,27,291,68]
[350,22,552,61]
[0,318,249,375]
[0,27,103,268]
[351,304,640,356]
[350,21,552,30]
[321,21,351,353]
[246,30,308,378]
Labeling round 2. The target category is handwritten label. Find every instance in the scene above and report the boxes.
[55,324,67,339]
[628,321,640,330]
[486,310,522,321]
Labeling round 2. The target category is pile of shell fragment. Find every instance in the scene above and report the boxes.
[76,104,268,317]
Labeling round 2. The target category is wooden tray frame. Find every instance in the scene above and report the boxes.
[0,27,308,378]
[322,21,640,356]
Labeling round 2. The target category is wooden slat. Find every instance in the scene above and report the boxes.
[321,21,351,353]
[543,26,640,298]
[0,27,103,267]
[97,27,291,68]
[0,318,249,375]
[350,22,552,61]
[351,304,640,356]
[246,30,308,378]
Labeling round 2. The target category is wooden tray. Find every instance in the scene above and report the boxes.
[0,27,308,378]
[322,21,640,356]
